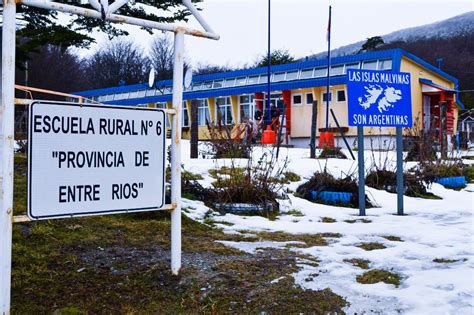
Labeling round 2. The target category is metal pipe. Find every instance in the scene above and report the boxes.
[396,127,404,215]
[21,0,220,40]
[182,0,215,34]
[88,0,102,12]
[357,126,366,216]
[170,31,184,275]
[0,1,17,313]
[330,109,355,160]
[266,0,271,127]
[14,84,83,100]
[325,5,332,131]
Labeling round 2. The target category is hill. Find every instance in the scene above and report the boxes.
[309,12,474,109]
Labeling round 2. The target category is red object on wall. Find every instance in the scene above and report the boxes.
[319,131,335,148]
[282,90,292,144]
[261,125,276,144]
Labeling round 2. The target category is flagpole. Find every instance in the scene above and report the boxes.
[267,0,271,127]
[325,5,332,131]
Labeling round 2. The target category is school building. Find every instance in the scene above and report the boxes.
[75,48,465,148]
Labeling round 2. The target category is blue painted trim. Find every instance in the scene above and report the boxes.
[392,49,403,72]
[419,79,465,110]
[419,78,457,92]
[455,83,465,110]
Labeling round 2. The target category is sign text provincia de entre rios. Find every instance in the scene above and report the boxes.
[28,101,166,220]
[347,69,413,127]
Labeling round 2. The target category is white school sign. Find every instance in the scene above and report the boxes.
[28,101,166,220]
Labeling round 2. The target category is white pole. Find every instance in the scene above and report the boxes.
[0,0,17,313]
[21,0,219,40]
[170,31,184,275]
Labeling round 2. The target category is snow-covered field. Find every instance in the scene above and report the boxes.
[177,140,474,314]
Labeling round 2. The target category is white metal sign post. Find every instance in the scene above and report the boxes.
[28,102,166,219]
[0,1,219,313]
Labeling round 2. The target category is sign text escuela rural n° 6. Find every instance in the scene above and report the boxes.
[28,101,166,220]
[347,69,412,127]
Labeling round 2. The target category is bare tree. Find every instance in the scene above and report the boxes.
[148,35,175,81]
[15,45,87,95]
[148,35,192,81]
[85,40,147,89]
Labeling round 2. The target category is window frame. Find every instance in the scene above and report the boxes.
[292,93,303,107]
[305,92,314,106]
[215,96,233,125]
[321,91,333,104]
[336,89,346,103]
[238,94,255,123]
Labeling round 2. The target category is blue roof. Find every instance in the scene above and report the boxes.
[419,78,457,92]
[100,76,347,105]
[74,48,461,107]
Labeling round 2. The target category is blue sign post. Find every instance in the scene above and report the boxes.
[347,69,412,216]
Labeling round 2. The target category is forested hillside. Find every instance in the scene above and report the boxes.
[380,32,474,109]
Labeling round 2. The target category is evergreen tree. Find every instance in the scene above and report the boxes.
[0,1,202,67]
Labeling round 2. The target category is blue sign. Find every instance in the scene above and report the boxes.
[347,69,412,127]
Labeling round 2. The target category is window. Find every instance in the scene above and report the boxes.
[193,82,203,90]
[292,93,302,106]
[300,68,314,79]
[305,93,314,105]
[115,92,128,100]
[129,91,138,99]
[362,60,378,70]
[195,99,210,126]
[182,104,189,127]
[137,90,146,98]
[248,76,259,85]
[239,95,255,122]
[216,97,233,125]
[156,102,170,127]
[330,65,344,76]
[235,77,247,86]
[273,72,286,82]
[286,71,298,81]
[105,94,114,102]
[378,59,392,70]
[322,91,333,103]
[203,81,213,89]
[224,78,235,87]
[259,75,268,84]
[314,67,327,77]
[337,90,346,102]
[213,80,224,88]
[344,62,359,73]
[145,89,156,97]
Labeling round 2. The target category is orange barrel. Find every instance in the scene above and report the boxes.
[319,131,335,148]
[261,125,276,144]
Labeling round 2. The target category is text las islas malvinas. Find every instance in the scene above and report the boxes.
[33,115,161,136]
[348,71,410,85]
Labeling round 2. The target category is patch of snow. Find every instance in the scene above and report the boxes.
[177,140,473,313]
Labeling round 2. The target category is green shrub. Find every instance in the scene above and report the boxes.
[318,146,347,159]
[356,269,401,287]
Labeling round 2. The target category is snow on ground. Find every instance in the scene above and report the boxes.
[175,140,474,314]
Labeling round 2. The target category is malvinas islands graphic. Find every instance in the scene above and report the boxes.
[358,85,403,113]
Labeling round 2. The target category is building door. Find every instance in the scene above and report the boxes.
[423,95,431,131]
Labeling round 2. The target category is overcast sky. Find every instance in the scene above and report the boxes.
[80,0,473,68]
